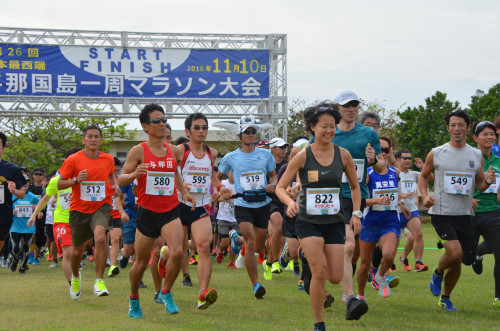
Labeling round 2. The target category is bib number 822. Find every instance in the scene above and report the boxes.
[315,194,333,203]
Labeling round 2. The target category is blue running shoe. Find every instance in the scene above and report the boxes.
[386,275,400,288]
[27,253,34,265]
[33,257,40,265]
[253,282,266,299]
[430,269,443,296]
[229,230,241,255]
[160,292,179,314]
[128,298,143,318]
[438,297,457,311]
[368,268,378,283]
[279,242,290,269]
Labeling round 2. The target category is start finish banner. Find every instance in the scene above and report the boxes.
[0,44,269,99]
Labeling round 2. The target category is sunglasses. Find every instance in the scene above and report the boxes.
[191,125,209,131]
[33,173,44,176]
[400,156,412,160]
[342,100,360,108]
[381,147,391,154]
[146,117,168,124]
[243,129,257,135]
[475,120,494,135]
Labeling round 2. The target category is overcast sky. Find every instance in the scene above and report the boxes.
[3,0,500,112]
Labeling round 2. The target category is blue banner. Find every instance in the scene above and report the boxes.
[0,44,269,99]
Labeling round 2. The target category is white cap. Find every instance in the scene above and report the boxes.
[292,138,309,147]
[333,90,360,106]
[240,115,259,133]
[269,137,289,148]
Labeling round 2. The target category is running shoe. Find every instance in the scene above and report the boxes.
[139,281,147,288]
[33,257,40,265]
[216,251,224,264]
[262,261,272,280]
[368,268,377,283]
[285,260,294,271]
[1,257,7,268]
[387,275,400,288]
[271,261,282,274]
[324,293,334,309]
[70,273,82,300]
[414,261,429,272]
[438,297,457,311]
[357,294,364,300]
[158,246,168,279]
[19,267,26,274]
[120,255,129,269]
[399,256,412,271]
[342,292,347,302]
[345,296,369,320]
[154,291,162,304]
[314,322,326,331]
[94,279,109,296]
[160,292,179,314]
[253,282,266,299]
[189,255,198,265]
[389,263,396,273]
[9,258,18,272]
[211,248,217,257]
[375,272,391,298]
[27,253,34,264]
[47,254,53,261]
[227,262,237,269]
[472,256,483,275]
[108,265,120,277]
[257,252,265,265]
[298,280,305,291]
[371,276,379,290]
[49,262,59,268]
[292,263,300,277]
[198,288,218,309]
[128,298,143,318]
[493,298,500,308]
[430,269,443,296]
[279,242,290,269]
[235,253,245,269]
[229,230,242,255]
[182,274,193,287]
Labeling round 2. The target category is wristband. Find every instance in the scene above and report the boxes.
[485,179,492,186]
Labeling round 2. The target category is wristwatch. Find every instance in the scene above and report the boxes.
[72,177,78,184]
[352,210,363,218]
[368,156,379,167]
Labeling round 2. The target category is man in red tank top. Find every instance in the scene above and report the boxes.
[119,104,195,318]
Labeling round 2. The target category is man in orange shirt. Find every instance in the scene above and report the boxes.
[57,125,120,300]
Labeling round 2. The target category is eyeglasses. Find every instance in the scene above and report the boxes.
[191,125,209,131]
[243,129,257,135]
[475,121,494,135]
[342,101,360,108]
[146,117,168,124]
[33,173,44,176]
[364,123,380,129]
[400,156,412,160]
[381,147,391,154]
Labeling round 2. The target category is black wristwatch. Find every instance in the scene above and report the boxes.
[368,156,379,167]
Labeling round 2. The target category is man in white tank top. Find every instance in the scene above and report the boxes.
[419,109,496,311]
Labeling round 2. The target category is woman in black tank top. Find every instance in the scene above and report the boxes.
[276,104,362,331]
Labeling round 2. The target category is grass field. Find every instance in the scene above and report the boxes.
[0,224,498,330]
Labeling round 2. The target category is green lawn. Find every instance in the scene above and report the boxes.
[0,224,498,330]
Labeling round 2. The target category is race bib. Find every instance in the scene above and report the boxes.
[485,174,500,194]
[58,191,71,210]
[145,171,175,196]
[400,179,417,194]
[186,171,211,193]
[112,198,118,210]
[372,188,399,211]
[240,171,265,191]
[443,171,473,195]
[16,205,33,218]
[223,200,235,214]
[0,185,4,204]
[80,181,105,201]
[306,188,340,215]
[342,159,365,183]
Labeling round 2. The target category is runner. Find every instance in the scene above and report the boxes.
[57,125,120,299]
[263,137,289,279]
[108,157,127,277]
[28,167,46,265]
[356,136,411,299]
[217,115,277,299]
[0,132,28,255]
[468,120,500,308]
[419,109,496,311]
[276,104,361,331]
[10,185,40,273]
[118,103,195,318]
